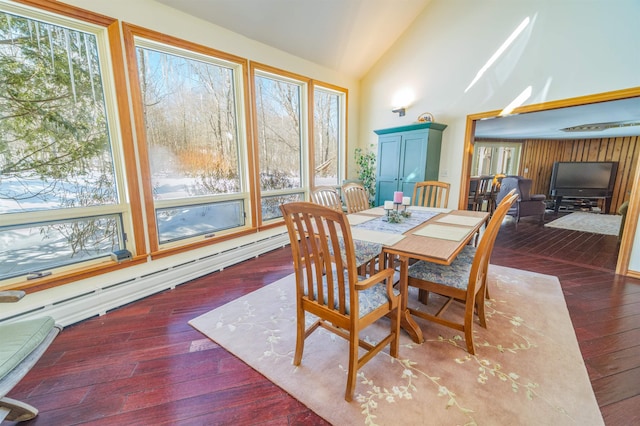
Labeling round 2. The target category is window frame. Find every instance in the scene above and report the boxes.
[249,63,311,227]
[122,23,256,255]
[0,0,143,288]
[310,81,348,190]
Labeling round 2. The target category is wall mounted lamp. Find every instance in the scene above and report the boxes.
[392,107,406,117]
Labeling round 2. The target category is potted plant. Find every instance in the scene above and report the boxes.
[354,145,376,207]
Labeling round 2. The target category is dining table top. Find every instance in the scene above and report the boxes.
[347,206,489,266]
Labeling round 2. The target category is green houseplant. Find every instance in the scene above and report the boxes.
[354,145,376,207]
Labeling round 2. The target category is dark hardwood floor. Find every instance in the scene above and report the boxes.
[5,212,640,425]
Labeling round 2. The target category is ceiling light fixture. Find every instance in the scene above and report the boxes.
[561,121,640,132]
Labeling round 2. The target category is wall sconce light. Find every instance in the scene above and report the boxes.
[392,107,406,117]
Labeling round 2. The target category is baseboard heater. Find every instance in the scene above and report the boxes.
[0,230,289,327]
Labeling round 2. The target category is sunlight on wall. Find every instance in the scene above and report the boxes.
[465,16,531,93]
[500,86,532,116]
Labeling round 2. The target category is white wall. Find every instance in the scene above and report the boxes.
[359,0,640,272]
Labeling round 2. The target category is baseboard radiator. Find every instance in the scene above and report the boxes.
[0,230,289,327]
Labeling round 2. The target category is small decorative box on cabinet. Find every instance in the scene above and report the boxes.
[374,122,447,206]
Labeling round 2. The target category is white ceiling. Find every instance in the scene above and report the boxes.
[155,0,431,78]
[154,0,640,140]
[475,97,640,140]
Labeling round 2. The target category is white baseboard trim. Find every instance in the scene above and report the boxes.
[0,227,289,327]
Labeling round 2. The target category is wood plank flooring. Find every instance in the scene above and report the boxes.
[5,213,640,425]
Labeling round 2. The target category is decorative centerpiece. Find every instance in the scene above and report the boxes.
[383,192,411,222]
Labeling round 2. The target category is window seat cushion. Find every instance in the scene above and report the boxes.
[0,316,55,381]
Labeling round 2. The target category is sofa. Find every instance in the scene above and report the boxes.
[495,176,546,227]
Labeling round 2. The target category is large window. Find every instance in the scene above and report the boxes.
[130,32,249,248]
[0,3,348,289]
[313,85,344,187]
[0,4,128,280]
[471,141,522,176]
[253,68,307,222]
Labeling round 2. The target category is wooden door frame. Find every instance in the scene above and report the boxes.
[459,87,640,277]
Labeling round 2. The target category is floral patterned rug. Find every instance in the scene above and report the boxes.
[545,211,622,236]
[189,265,604,425]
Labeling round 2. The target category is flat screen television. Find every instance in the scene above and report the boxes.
[549,161,618,198]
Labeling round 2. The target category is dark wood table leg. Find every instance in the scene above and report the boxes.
[397,254,424,343]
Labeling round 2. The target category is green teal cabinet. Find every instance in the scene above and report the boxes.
[374,122,447,206]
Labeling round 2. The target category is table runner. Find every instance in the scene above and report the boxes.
[353,209,439,234]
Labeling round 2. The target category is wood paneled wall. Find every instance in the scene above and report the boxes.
[519,136,639,214]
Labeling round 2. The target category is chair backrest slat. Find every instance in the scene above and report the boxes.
[342,182,370,214]
[412,181,450,208]
[311,186,343,211]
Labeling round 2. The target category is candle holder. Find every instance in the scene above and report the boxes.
[383,200,403,222]
[383,199,411,223]
[387,210,402,223]
[400,196,412,217]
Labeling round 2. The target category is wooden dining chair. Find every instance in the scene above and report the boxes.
[406,192,518,354]
[279,202,400,401]
[412,181,450,208]
[342,182,370,213]
[468,176,493,211]
[310,186,343,211]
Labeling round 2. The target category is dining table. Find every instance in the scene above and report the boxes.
[347,206,490,343]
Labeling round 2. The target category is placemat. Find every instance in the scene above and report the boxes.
[349,228,406,246]
[346,214,377,225]
[413,224,471,241]
[436,214,484,227]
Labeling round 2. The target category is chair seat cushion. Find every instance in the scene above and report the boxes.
[305,269,399,317]
[0,316,56,381]
[408,245,476,290]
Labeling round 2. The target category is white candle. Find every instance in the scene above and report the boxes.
[384,201,394,210]
[393,191,403,203]
[402,196,410,206]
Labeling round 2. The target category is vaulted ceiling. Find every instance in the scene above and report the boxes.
[156,0,432,78]
[154,0,640,140]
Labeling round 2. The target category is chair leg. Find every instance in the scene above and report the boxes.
[390,311,400,359]
[464,325,475,355]
[418,289,429,304]
[294,310,311,365]
[463,311,476,355]
[345,335,359,401]
[476,291,487,328]
[0,397,39,422]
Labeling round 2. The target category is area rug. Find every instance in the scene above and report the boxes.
[189,265,604,425]
[545,211,622,236]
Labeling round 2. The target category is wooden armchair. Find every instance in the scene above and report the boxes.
[1,291,62,422]
[412,181,450,208]
[341,182,370,214]
[310,186,343,211]
[406,193,518,354]
[279,202,400,401]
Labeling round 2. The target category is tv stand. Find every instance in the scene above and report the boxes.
[553,195,612,214]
